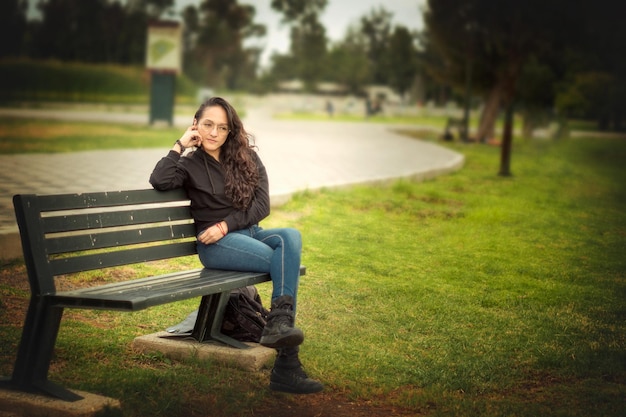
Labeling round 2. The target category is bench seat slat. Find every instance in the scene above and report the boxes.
[50,266,305,311]
[50,268,272,311]
[49,241,197,275]
[43,206,192,234]
[46,223,197,254]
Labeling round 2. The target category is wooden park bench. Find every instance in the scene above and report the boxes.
[0,189,303,402]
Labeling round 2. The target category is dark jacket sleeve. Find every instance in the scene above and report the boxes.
[149,150,186,190]
[223,153,271,231]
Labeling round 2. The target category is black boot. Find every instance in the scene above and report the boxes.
[270,347,324,394]
[260,295,304,348]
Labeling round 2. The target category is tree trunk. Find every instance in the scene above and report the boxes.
[495,51,524,175]
[475,87,502,143]
[499,103,514,176]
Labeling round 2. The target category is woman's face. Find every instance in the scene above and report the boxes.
[195,105,230,159]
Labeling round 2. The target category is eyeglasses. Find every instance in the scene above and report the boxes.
[199,121,230,136]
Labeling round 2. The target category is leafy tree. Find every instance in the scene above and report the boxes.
[0,0,28,58]
[100,2,148,64]
[145,0,175,18]
[320,7,418,98]
[359,7,393,86]
[553,2,626,131]
[557,72,617,129]
[32,0,104,61]
[183,0,265,89]
[30,0,148,64]
[385,26,418,99]
[288,13,327,90]
[181,5,201,79]
[271,0,327,21]
[353,7,421,99]
[127,0,175,19]
[324,27,371,95]
[267,53,299,82]
[415,30,456,106]
[422,0,589,175]
[271,0,328,91]
[516,59,557,138]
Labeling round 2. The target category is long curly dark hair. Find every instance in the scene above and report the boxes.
[194,97,259,210]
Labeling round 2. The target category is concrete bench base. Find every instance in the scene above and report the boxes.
[0,388,119,417]
[132,331,276,372]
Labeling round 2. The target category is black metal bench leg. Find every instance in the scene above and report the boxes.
[191,292,251,350]
[0,298,83,401]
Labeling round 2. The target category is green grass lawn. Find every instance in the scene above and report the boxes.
[0,120,624,416]
[0,116,180,154]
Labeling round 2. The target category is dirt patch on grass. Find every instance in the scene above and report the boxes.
[0,262,29,328]
[253,391,426,417]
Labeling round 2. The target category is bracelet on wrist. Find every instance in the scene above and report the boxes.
[175,139,186,153]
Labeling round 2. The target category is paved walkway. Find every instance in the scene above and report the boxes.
[0,104,464,257]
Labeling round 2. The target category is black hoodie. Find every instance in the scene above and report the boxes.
[149,149,270,234]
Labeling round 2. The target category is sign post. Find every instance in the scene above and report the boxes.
[146,21,182,125]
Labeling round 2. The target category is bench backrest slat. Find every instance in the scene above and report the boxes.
[49,241,198,276]
[42,206,193,234]
[36,189,188,211]
[46,223,197,254]
[13,189,198,295]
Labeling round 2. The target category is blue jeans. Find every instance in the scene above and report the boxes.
[197,225,302,311]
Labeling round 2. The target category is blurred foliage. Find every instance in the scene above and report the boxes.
[0,0,622,135]
[0,58,196,104]
[420,0,625,133]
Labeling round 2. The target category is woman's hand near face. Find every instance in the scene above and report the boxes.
[180,125,202,148]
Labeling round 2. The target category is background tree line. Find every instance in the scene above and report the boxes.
[1,0,420,96]
[421,0,625,138]
[2,0,624,139]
